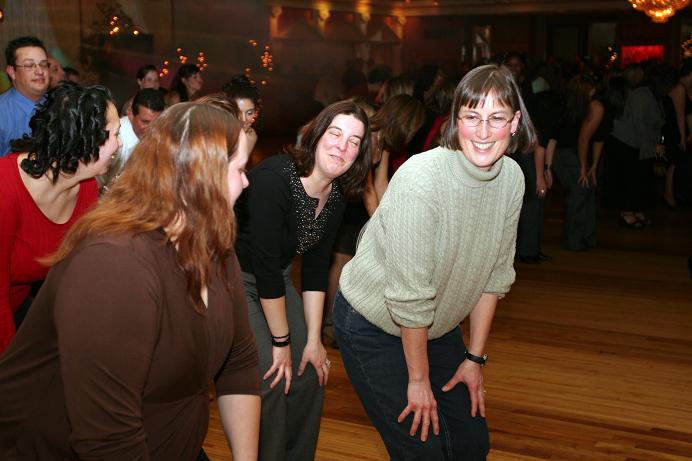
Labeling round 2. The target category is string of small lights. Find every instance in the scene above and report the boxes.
[159,47,208,79]
[107,14,140,36]
[246,39,274,86]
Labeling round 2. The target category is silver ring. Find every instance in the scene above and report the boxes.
[325,360,331,368]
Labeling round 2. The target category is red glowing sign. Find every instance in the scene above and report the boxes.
[620,45,664,66]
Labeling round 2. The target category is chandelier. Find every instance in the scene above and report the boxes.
[628,0,690,23]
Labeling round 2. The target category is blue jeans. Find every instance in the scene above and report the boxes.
[333,290,489,461]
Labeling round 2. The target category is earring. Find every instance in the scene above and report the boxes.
[511,131,517,137]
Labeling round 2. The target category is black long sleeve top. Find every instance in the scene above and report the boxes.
[235,154,346,299]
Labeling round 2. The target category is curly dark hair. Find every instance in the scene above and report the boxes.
[287,100,371,198]
[13,83,114,183]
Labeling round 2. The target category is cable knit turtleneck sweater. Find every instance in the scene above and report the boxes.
[339,146,525,340]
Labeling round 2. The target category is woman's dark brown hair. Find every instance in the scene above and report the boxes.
[288,100,371,198]
[50,103,243,313]
[441,64,537,154]
[370,94,425,153]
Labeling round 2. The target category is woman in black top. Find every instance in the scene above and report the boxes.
[552,74,598,251]
[235,100,371,461]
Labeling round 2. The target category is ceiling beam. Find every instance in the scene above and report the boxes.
[264,0,632,16]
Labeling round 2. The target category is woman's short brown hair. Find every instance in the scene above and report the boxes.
[289,100,371,198]
[440,64,537,154]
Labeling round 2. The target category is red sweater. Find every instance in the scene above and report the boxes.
[0,153,97,352]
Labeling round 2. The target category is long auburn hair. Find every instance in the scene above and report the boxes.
[50,103,243,313]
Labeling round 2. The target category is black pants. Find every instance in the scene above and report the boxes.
[243,268,324,461]
[334,290,489,461]
[606,137,656,212]
[553,147,597,251]
[512,152,544,257]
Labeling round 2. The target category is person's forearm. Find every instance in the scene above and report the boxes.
[671,86,687,145]
[401,326,430,382]
[545,139,556,167]
[302,291,325,344]
[467,293,498,357]
[592,141,604,170]
[259,296,289,338]
[218,394,261,461]
[577,131,590,172]
[363,171,379,216]
[373,149,390,201]
[534,145,546,178]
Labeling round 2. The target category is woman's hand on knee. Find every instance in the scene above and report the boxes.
[264,345,292,394]
[398,379,440,442]
[442,361,486,418]
[298,340,330,386]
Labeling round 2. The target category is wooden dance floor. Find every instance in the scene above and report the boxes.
[203,143,692,460]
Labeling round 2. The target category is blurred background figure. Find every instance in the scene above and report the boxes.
[551,74,599,249]
[121,64,160,113]
[610,63,675,228]
[99,88,165,193]
[63,66,80,84]
[313,63,342,109]
[375,75,414,105]
[223,74,261,153]
[46,57,65,89]
[167,63,204,105]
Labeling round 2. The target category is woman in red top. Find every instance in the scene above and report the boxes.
[0,83,120,352]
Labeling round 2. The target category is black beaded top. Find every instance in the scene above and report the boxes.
[284,161,342,255]
[235,154,347,299]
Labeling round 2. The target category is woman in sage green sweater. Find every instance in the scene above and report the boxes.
[334,64,537,460]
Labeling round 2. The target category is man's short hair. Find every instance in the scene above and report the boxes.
[132,88,165,116]
[5,36,46,67]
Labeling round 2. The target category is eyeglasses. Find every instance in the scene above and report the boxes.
[458,114,514,129]
[14,61,49,71]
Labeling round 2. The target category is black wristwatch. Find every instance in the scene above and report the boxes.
[464,351,488,367]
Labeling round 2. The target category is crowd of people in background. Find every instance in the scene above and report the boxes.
[0,32,690,461]
[313,52,692,262]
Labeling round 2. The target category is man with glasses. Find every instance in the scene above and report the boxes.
[0,36,49,157]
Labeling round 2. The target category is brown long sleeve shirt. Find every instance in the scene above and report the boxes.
[0,230,259,460]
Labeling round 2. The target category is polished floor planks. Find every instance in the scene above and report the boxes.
[205,234,692,460]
